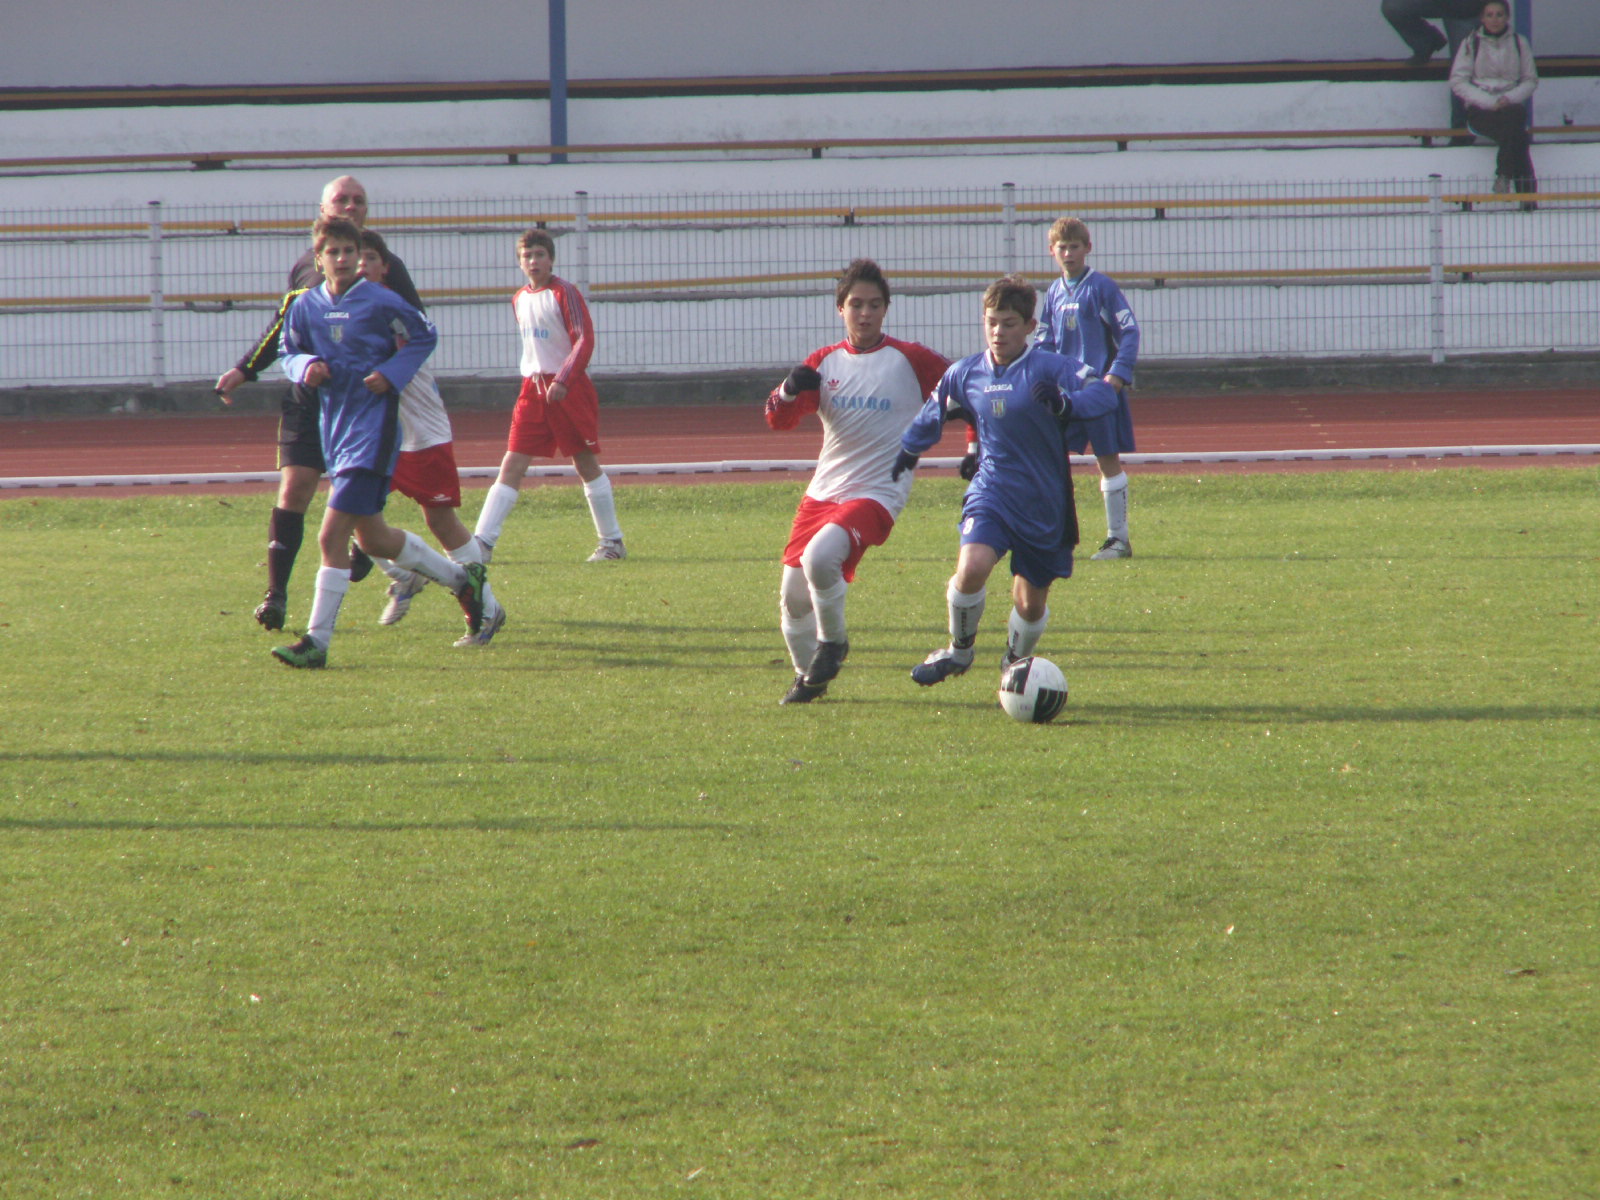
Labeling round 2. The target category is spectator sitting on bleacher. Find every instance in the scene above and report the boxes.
[1450,0,1539,197]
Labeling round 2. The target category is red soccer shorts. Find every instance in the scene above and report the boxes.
[507,373,602,459]
[782,495,895,583]
[391,442,462,508]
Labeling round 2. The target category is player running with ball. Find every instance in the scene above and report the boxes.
[765,259,949,704]
[893,275,1121,687]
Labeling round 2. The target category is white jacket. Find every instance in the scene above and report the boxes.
[1450,27,1538,110]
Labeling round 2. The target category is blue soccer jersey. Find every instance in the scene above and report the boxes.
[901,346,1118,553]
[1036,269,1140,383]
[280,278,438,478]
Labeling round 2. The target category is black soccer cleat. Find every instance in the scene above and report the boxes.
[804,639,849,687]
[780,673,828,705]
[349,543,375,583]
[254,590,287,631]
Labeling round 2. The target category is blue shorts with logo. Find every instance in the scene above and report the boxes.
[958,504,1075,590]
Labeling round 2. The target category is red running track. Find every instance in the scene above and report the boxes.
[2,388,1597,497]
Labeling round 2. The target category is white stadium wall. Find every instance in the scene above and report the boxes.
[2,0,1595,90]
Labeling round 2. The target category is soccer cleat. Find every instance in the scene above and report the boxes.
[379,572,428,625]
[349,542,375,583]
[475,536,494,565]
[804,638,849,687]
[587,538,627,562]
[454,601,506,648]
[780,673,828,704]
[254,590,287,631]
[454,562,489,636]
[1090,536,1132,560]
[1001,647,1021,672]
[910,646,974,687]
[270,636,327,669]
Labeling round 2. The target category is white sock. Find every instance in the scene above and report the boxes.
[446,537,483,566]
[1101,472,1130,543]
[779,565,817,673]
[811,579,849,645]
[306,566,350,648]
[583,473,622,542]
[1007,606,1049,660]
[374,557,410,584]
[474,481,520,548]
[947,576,986,653]
[394,529,466,590]
[800,524,852,645]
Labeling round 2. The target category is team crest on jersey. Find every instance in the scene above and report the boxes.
[330,326,344,343]
[1064,302,1079,331]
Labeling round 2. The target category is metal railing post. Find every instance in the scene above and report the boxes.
[1428,174,1445,365]
[1002,182,1017,275]
[148,200,166,389]
[574,190,591,296]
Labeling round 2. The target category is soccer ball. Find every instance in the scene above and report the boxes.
[998,656,1068,724]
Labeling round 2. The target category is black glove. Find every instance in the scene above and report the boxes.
[890,450,920,481]
[958,453,979,481]
[1031,378,1067,418]
[782,364,823,396]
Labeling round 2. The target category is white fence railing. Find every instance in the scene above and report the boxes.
[2,177,1596,389]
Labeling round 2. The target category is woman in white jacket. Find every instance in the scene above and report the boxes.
[1450,0,1539,194]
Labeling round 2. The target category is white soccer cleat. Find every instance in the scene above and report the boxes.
[379,571,429,625]
[587,538,626,562]
[1090,536,1132,560]
[454,601,507,648]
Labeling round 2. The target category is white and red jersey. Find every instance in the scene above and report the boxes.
[513,274,594,384]
[396,365,453,453]
[767,335,949,517]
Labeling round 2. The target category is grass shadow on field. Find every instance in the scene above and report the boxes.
[1081,701,1598,725]
[0,748,564,770]
[0,816,752,835]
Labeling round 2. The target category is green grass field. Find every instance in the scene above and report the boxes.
[2,468,1596,1199]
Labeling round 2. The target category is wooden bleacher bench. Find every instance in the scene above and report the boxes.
[0,124,1596,173]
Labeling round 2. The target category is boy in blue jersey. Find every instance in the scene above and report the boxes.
[1035,217,1141,560]
[893,276,1121,686]
[269,217,503,668]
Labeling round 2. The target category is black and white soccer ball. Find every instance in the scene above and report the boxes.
[998,655,1069,723]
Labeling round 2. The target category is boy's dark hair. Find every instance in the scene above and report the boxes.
[359,228,392,265]
[982,275,1036,321]
[835,258,890,307]
[312,216,362,254]
[518,228,557,259]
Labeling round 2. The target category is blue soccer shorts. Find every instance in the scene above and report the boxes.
[326,468,391,517]
[958,506,1075,591]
